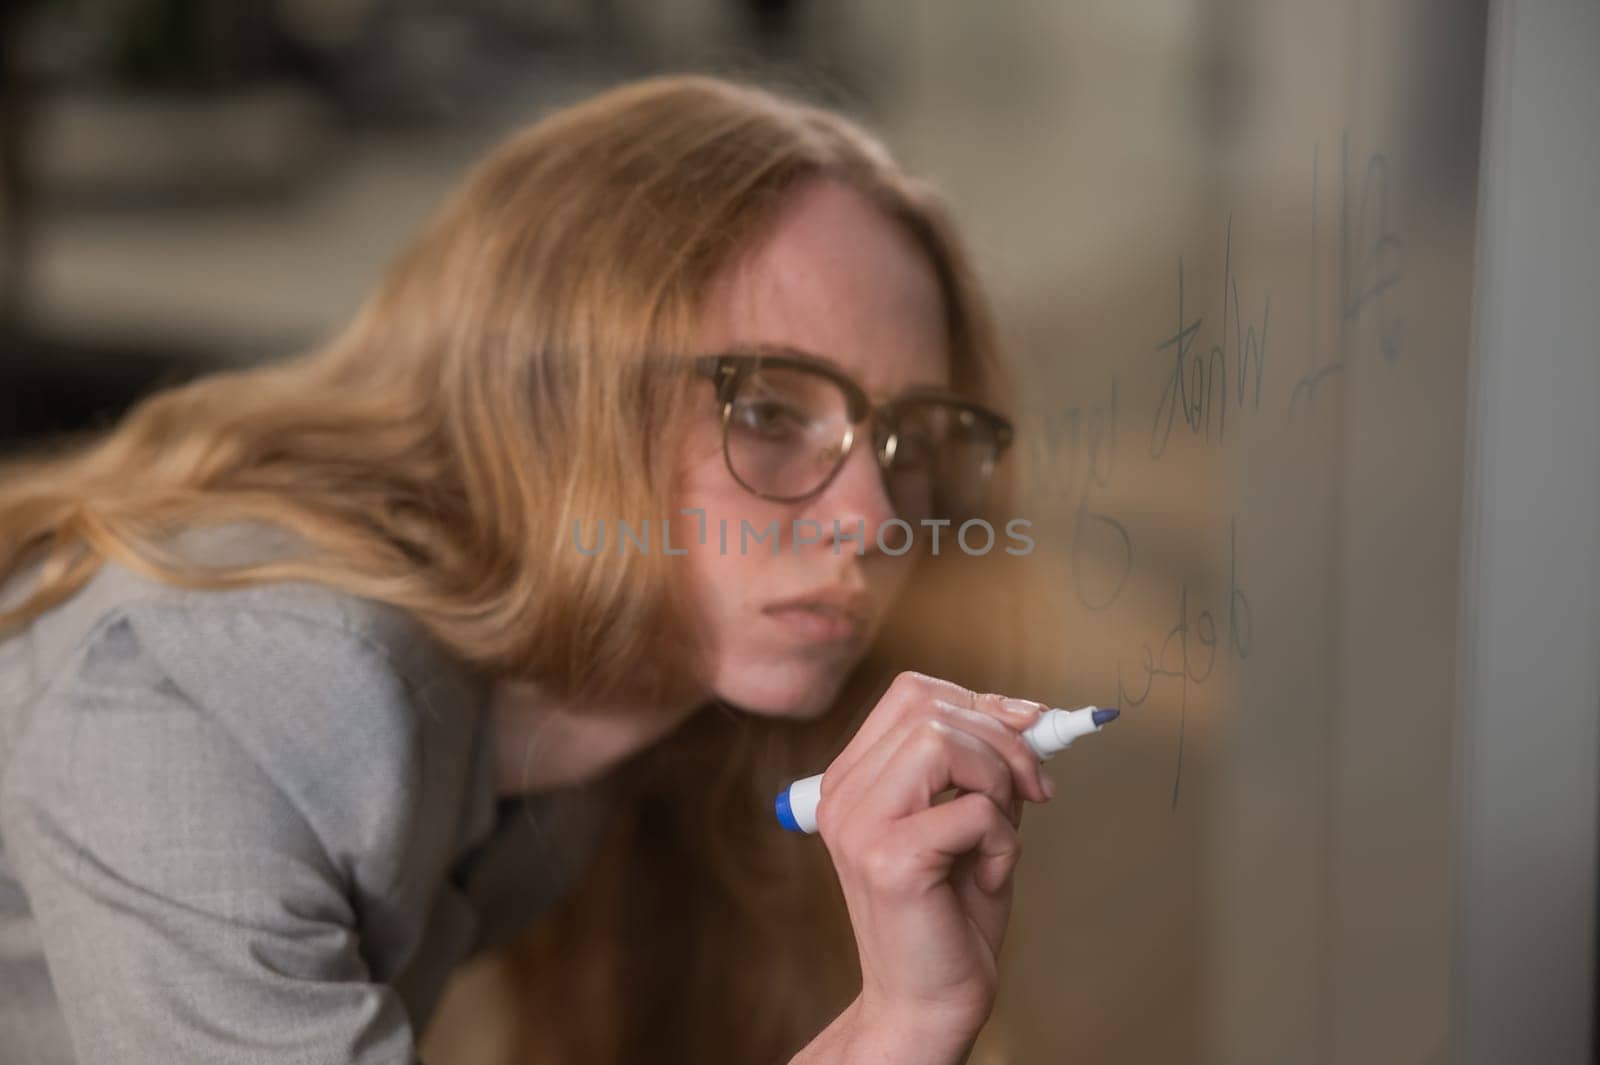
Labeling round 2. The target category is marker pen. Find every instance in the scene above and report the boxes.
[773,705,1120,833]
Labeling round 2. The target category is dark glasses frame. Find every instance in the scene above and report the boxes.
[689,344,1015,506]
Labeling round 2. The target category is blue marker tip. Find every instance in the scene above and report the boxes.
[1091,707,1120,727]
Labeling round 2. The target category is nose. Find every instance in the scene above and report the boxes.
[806,428,900,552]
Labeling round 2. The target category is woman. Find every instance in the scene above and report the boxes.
[0,73,1051,1064]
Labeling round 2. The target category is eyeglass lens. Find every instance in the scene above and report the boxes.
[722,363,1001,524]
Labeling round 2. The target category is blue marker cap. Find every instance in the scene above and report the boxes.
[774,787,802,832]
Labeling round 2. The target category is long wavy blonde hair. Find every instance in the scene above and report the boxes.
[0,72,1023,1063]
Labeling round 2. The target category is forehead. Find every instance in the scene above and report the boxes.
[696,178,951,400]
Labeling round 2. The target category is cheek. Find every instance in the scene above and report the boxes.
[674,425,761,612]
[675,417,723,488]
[676,420,741,526]
[675,402,799,546]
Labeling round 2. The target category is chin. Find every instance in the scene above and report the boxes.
[713,661,850,720]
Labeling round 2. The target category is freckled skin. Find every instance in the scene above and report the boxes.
[492,177,951,794]
[675,177,951,720]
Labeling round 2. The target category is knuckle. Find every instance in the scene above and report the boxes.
[994,813,1022,852]
[858,841,915,893]
[975,744,1016,791]
[911,717,954,756]
[909,699,945,729]
[880,672,931,727]
[969,789,1019,835]
[891,670,973,705]
[890,670,930,696]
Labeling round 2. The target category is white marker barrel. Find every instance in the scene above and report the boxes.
[774,705,1119,833]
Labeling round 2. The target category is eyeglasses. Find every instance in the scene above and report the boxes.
[690,346,1014,526]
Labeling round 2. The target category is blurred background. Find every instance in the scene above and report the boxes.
[0,0,903,447]
[5,3,1574,1065]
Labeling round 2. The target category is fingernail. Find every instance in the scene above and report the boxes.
[1040,772,1057,799]
[1000,696,1043,717]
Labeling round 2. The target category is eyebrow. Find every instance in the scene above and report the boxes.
[721,340,953,401]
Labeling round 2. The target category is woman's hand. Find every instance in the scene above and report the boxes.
[813,670,1055,1061]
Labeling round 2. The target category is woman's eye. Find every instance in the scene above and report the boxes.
[731,400,806,439]
[892,431,937,467]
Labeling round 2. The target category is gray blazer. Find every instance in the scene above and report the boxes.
[0,520,616,1064]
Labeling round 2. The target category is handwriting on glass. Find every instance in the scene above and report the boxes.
[1040,135,1402,807]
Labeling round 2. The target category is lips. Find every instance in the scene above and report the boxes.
[762,588,870,625]
[762,587,871,643]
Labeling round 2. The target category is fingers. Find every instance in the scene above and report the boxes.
[818,704,1046,849]
[825,670,930,777]
[825,674,950,777]
[855,695,1053,807]
[824,672,1052,809]
[854,790,1022,898]
[836,674,1045,773]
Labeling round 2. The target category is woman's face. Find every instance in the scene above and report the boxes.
[675,177,951,719]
